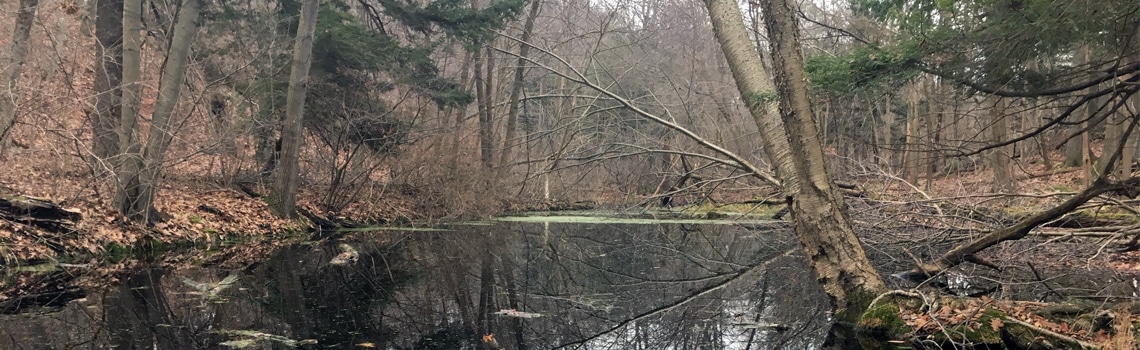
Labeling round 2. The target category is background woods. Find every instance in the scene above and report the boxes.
[2,0,1140,347]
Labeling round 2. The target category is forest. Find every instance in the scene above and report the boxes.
[2,0,1140,348]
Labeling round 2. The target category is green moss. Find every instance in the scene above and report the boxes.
[742,91,779,108]
[857,296,911,337]
[189,215,204,224]
[1001,317,1092,349]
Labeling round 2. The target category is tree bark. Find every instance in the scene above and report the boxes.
[0,0,39,152]
[705,0,886,317]
[92,0,124,163]
[903,84,919,185]
[989,95,1015,192]
[877,96,894,170]
[498,0,542,168]
[1096,108,1122,178]
[271,0,320,218]
[474,44,494,168]
[758,0,887,316]
[116,0,200,223]
[704,0,795,195]
[450,51,474,167]
[925,80,940,190]
[113,0,143,216]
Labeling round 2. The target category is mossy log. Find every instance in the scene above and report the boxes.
[856,294,1112,349]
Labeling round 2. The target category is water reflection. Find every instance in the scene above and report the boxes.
[1,220,838,349]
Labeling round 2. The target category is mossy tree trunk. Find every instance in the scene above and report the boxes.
[704,0,887,318]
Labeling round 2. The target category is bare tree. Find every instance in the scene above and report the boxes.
[498,0,543,169]
[113,0,143,216]
[271,0,320,218]
[92,0,124,162]
[0,0,39,152]
[116,0,201,223]
[754,0,887,313]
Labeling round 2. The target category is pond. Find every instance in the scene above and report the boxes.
[2,216,888,349]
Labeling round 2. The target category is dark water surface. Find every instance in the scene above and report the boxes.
[2,219,853,349]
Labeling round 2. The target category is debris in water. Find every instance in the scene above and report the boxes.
[330,243,359,265]
[494,309,543,318]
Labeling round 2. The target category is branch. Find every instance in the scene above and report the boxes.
[551,249,795,349]
[897,176,1140,282]
[921,62,1140,98]
[493,34,782,188]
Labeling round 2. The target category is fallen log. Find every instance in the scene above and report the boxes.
[895,176,1140,283]
[0,194,81,232]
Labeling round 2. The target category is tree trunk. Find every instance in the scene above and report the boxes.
[474,44,494,168]
[498,0,542,168]
[878,96,894,170]
[1034,106,1054,171]
[113,0,143,216]
[451,51,474,167]
[925,80,940,190]
[476,253,496,349]
[1098,110,1126,177]
[759,0,887,316]
[1066,46,1093,186]
[703,0,795,195]
[117,0,200,223]
[903,84,919,185]
[989,95,1015,192]
[92,0,124,163]
[0,0,39,152]
[706,0,886,318]
[271,0,320,218]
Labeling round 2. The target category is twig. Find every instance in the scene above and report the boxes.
[1026,262,1063,302]
[1002,316,1101,349]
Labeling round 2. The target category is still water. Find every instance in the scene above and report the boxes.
[2,218,842,349]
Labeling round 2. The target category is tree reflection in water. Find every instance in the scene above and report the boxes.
[1,220,839,349]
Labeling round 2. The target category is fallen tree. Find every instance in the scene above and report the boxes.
[0,194,81,232]
[896,119,1140,282]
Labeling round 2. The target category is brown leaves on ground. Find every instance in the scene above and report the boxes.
[1107,250,1140,272]
[898,295,1140,348]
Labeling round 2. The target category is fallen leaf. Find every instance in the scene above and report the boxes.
[990,318,1003,332]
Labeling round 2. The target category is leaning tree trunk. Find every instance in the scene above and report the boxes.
[703,0,796,196]
[758,0,887,316]
[271,0,320,218]
[118,0,200,223]
[705,0,886,317]
[498,0,542,169]
[0,0,39,152]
